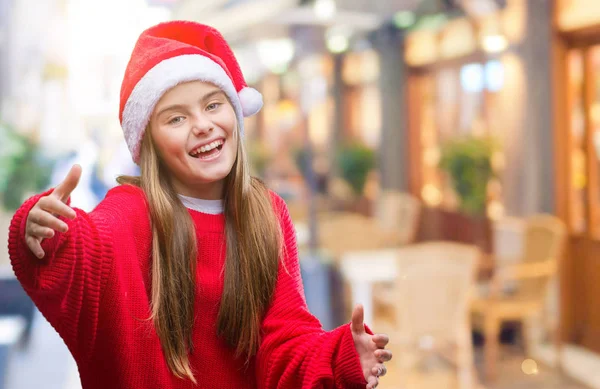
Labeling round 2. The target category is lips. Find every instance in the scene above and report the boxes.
[189,138,225,157]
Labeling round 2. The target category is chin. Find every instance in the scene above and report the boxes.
[197,166,233,183]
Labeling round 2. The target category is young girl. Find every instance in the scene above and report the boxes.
[8,21,391,389]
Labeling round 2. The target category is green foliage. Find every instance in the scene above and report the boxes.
[439,136,497,216]
[0,122,55,211]
[0,123,26,193]
[336,143,376,196]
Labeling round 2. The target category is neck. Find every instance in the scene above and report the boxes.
[172,180,224,200]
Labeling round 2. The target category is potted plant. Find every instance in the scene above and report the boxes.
[433,135,497,253]
[0,128,55,212]
[439,135,497,216]
[0,122,54,345]
[335,143,376,214]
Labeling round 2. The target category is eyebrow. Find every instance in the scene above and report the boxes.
[155,89,226,119]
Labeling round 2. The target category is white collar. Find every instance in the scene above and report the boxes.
[177,194,223,215]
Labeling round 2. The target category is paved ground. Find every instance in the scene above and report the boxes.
[2,310,591,389]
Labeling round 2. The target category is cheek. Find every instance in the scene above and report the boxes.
[153,130,185,160]
[227,134,238,156]
[218,107,237,136]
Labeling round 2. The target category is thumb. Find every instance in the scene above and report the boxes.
[52,164,82,203]
[351,304,365,334]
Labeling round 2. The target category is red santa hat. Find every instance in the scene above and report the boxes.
[119,21,263,164]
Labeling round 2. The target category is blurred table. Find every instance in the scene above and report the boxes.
[339,247,495,325]
[339,249,399,325]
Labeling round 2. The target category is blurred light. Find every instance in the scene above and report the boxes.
[326,25,352,54]
[521,359,539,375]
[314,0,336,21]
[393,11,416,29]
[487,201,505,220]
[421,184,442,206]
[257,38,295,74]
[327,35,349,54]
[460,63,484,93]
[482,34,508,53]
[485,60,504,92]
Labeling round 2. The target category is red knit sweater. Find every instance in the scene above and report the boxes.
[8,185,367,389]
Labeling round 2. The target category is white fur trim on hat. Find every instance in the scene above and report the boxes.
[121,54,243,164]
[238,87,263,117]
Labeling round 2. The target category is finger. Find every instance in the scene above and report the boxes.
[351,304,365,334]
[366,375,379,389]
[52,164,82,203]
[371,364,387,377]
[375,349,393,362]
[29,210,69,233]
[372,334,389,348]
[25,236,45,259]
[29,225,55,239]
[38,196,77,219]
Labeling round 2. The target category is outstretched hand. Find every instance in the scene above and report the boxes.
[25,164,81,258]
[351,305,392,389]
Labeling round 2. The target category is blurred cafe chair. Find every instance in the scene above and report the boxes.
[471,214,567,381]
[374,242,480,389]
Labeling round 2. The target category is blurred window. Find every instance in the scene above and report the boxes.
[567,49,589,234]
[590,46,600,237]
[564,45,600,238]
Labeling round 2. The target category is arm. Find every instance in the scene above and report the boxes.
[7,166,137,358]
[255,194,368,389]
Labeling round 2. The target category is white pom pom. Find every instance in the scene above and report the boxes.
[238,87,263,117]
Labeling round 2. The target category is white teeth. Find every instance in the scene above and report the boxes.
[190,139,223,156]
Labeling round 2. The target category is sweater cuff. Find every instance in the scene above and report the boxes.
[8,189,66,290]
[334,323,371,388]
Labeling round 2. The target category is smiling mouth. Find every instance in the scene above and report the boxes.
[189,139,225,160]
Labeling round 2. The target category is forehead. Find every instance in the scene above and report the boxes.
[157,80,224,105]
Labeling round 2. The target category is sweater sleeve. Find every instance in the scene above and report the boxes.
[255,193,367,389]
[7,185,141,358]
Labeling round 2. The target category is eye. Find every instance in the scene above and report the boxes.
[206,102,221,111]
[168,116,185,125]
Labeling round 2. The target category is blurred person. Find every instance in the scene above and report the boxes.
[7,21,391,389]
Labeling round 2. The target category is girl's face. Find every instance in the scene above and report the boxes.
[149,81,238,200]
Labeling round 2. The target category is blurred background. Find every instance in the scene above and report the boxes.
[0,0,599,388]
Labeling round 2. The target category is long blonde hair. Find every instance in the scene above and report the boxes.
[118,124,281,382]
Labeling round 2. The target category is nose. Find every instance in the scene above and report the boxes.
[190,113,213,136]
